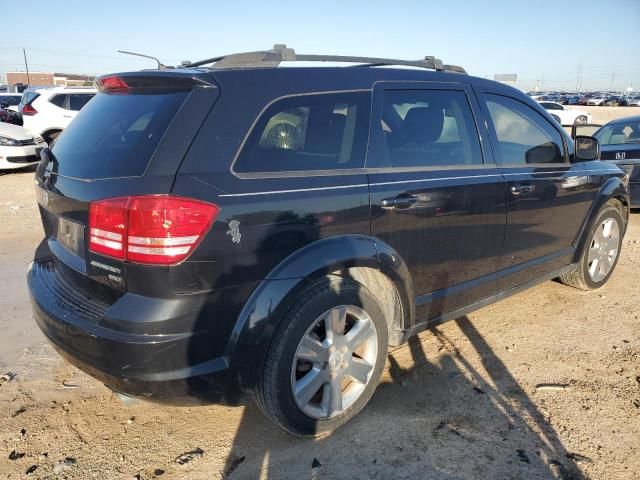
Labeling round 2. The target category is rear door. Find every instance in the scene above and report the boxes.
[35,73,219,294]
[476,89,596,289]
[367,82,507,322]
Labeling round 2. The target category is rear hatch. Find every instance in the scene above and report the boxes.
[35,70,219,296]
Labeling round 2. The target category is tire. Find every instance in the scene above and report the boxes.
[574,115,587,125]
[559,202,624,290]
[254,277,388,436]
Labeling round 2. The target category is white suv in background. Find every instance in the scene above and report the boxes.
[538,101,592,126]
[19,86,96,143]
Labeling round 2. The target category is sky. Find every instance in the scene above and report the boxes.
[1,0,639,92]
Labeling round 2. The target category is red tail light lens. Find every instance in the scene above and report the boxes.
[22,104,38,116]
[89,196,219,265]
[96,75,129,92]
[89,197,128,259]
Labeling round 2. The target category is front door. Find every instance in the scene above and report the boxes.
[367,82,507,323]
[477,90,596,289]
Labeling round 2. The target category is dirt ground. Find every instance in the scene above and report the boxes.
[0,106,639,479]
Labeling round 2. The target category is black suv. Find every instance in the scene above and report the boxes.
[28,46,629,436]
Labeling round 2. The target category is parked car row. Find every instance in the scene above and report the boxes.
[0,85,96,169]
[529,91,640,107]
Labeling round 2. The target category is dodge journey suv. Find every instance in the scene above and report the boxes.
[28,46,629,436]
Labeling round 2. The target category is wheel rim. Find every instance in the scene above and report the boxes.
[587,218,620,282]
[291,305,378,419]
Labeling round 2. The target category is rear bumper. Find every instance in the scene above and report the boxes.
[28,259,249,405]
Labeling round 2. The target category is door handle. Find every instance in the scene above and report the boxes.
[381,195,418,209]
[63,115,72,118]
[510,184,536,195]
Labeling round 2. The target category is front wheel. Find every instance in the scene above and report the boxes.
[559,202,624,290]
[254,278,388,436]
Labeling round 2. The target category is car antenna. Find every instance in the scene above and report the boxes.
[117,50,170,69]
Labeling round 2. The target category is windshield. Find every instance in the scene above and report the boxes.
[51,90,188,179]
[594,121,640,145]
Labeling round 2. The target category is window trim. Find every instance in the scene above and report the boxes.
[367,80,492,171]
[229,89,372,180]
[477,91,570,168]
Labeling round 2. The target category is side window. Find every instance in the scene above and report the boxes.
[49,94,66,108]
[541,102,560,110]
[234,92,370,173]
[380,89,483,168]
[68,94,95,111]
[484,94,565,165]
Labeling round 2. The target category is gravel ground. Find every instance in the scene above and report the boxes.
[0,106,638,479]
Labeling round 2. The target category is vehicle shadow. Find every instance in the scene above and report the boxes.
[220,312,584,479]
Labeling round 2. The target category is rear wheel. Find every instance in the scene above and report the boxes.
[574,115,588,125]
[559,202,624,290]
[255,278,388,436]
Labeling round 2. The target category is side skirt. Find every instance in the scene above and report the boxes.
[400,263,577,342]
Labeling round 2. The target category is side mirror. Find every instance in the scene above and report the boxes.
[574,136,600,162]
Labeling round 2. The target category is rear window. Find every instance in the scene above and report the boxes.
[234,92,371,173]
[21,92,39,106]
[51,91,188,179]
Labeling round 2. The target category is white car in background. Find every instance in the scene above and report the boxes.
[586,95,608,106]
[0,122,47,170]
[538,101,592,126]
[19,86,96,144]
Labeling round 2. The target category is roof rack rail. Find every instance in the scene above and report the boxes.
[186,44,466,74]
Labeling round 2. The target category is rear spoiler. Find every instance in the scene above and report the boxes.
[95,72,216,92]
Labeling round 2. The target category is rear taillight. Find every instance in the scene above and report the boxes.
[89,196,219,265]
[22,104,37,116]
[96,75,129,92]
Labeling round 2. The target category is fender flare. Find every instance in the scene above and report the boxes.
[225,234,414,391]
[573,176,629,262]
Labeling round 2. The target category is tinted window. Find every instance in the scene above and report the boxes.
[49,94,66,108]
[51,91,188,179]
[234,92,370,173]
[541,102,561,110]
[381,89,482,168]
[484,94,565,165]
[68,93,95,111]
[0,95,21,106]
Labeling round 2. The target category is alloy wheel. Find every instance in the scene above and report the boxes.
[587,218,620,282]
[291,305,378,419]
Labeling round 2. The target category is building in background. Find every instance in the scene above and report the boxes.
[5,71,95,87]
[494,73,518,87]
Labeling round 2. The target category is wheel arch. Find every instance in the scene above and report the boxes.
[41,128,62,143]
[226,234,414,392]
[573,175,629,262]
